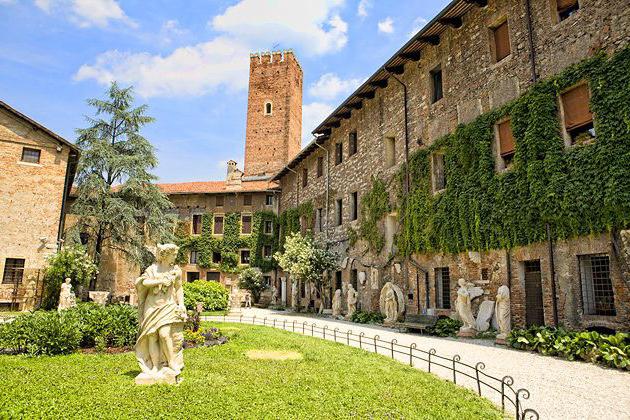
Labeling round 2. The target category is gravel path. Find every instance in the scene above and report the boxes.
[204,308,630,420]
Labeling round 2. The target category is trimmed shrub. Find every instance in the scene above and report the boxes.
[426,318,463,337]
[68,303,138,348]
[183,280,229,311]
[508,326,629,370]
[350,311,385,324]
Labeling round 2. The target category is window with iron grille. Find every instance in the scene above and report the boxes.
[207,271,220,281]
[21,147,41,164]
[579,254,616,316]
[435,267,451,309]
[192,214,202,234]
[243,194,252,206]
[335,142,343,165]
[317,156,324,177]
[2,258,25,284]
[349,131,358,156]
[241,215,252,234]
[190,250,199,264]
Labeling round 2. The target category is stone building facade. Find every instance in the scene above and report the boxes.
[0,101,79,309]
[273,0,630,331]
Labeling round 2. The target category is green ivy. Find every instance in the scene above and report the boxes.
[397,47,630,256]
[279,200,314,250]
[358,176,391,253]
[175,211,278,273]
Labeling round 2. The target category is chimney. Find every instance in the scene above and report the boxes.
[226,160,243,187]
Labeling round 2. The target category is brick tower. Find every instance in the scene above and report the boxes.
[243,50,302,177]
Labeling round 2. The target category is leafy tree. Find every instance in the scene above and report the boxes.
[41,245,98,309]
[71,82,175,289]
[274,232,338,310]
[238,267,265,304]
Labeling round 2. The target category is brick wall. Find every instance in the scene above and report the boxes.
[244,51,303,177]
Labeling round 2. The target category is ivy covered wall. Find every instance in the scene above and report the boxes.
[175,211,278,273]
[397,47,630,256]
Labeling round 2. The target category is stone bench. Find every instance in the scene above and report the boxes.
[395,314,439,333]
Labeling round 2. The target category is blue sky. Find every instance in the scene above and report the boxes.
[0,0,450,182]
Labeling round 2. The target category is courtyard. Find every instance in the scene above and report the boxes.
[0,322,502,419]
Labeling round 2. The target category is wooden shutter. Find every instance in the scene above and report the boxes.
[242,215,252,234]
[192,215,202,234]
[561,84,592,129]
[557,0,578,11]
[214,216,223,234]
[494,21,510,62]
[498,120,516,156]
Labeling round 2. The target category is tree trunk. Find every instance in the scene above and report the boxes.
[90,227,104,290]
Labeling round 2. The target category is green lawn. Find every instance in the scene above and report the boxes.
[0,323,503,419]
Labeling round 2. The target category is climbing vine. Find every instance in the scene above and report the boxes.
[397,47,630,256]
[357,176,392,253]
[278,200,314,250]
[175,211,278,273]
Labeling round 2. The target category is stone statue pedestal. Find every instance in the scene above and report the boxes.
[135,367,180,385]
[495,336,507,345]
[457,328,477,338]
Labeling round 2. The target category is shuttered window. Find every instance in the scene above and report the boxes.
[192,215,202,234]
[241,215,252,234]
[498,120,516,156]
[213,216,224,234]
[561,84,592,130]
[493,21,510,62]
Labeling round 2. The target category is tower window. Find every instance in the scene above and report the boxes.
[264,101,272,115]
[430,65,443,103]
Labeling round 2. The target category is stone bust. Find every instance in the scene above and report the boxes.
[135,243,187,385]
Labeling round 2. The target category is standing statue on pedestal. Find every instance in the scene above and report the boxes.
[495,285,511,344]
[332,289,342,318]
[270,285,278,306]
[135,244,187,385]
[291,280,298,310]
[346,284,357,319]
[384,288,398,323]
[58,278,77,311]
[456,278,479,337]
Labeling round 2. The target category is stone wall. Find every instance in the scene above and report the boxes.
[277,0,630,329]
[0,107,73,308]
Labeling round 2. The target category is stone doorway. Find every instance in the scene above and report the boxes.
[524,260,545,326]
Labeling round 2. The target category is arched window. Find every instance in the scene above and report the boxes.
[264,101,272,115]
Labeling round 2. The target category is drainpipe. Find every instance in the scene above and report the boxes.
[314,140,330,240]
[524,0,538,83]
[546,223,559,326]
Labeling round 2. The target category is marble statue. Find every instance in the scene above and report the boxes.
[475,300,495,332]
[379,282,404,323]
[495,285,511,344]
[244,291,252,308]
[22,279,37,312]
[455,278,478,337]
[89,291,110,306]
[332,289,342,317]
[270,285,278,305]
[58,278,77,311]
[346,284,357,319]
[134,244,187,385]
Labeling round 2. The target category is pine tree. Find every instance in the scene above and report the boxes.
[71,82,175,289]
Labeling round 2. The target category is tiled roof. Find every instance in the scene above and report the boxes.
[157,179,279,195]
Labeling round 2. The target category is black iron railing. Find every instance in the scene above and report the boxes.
[212,314,540,420]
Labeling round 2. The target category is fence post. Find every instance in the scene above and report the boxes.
[240,314,243,323]
[323,325,328,340]
[409,343,417,366]
[451,355,461,384]
[428,348,436,373]
[263,317,267,326]
[273,318,276,328]
[359,332,365,349]
[252,315,256,325]
[474,362,485,396]
[501,376,514,412]
[515,389,530,420]
[390,339,398,359]
[311,323,315,336]
[373,335,380,353]
[283,320,286,330]
[303,321,307,334]
[334,328,339,342]
[293,320,296,332]
[347,330,352,345]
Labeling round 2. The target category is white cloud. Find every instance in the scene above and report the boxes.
[302,102,334,142]
[308,73,362,101]
[357,0,370,17]
[74,37,250,97]
[408,16,429,38]
[210,0,347,56]
[377,17,394,34]
[159,19,188,45]
[76,0,348,98]
[33,0,136,28]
